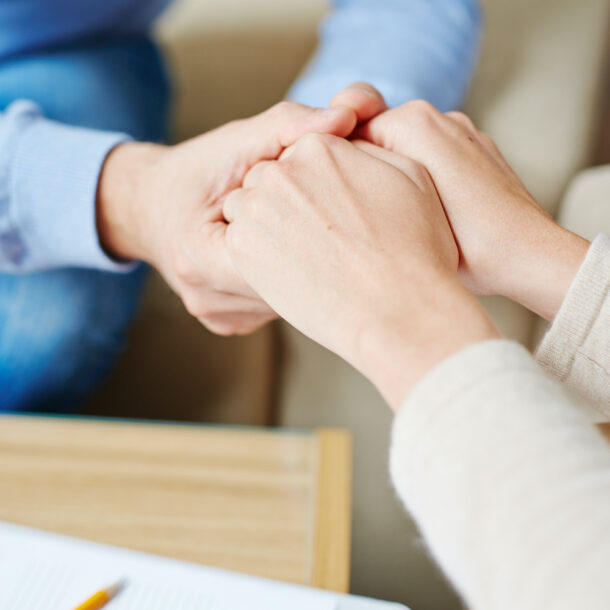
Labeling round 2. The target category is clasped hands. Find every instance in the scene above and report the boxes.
[98,83,589,407]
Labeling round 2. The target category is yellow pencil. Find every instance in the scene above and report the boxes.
[72,579,126,610]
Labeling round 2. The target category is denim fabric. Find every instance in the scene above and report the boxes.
[0,37,170,411]
[0,0,171,61]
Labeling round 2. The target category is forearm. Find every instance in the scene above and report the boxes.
[390,339,610,610]
[355,276,500,408]
[494,216,589,322]
[288,0,482,109]
[0,100,135,272]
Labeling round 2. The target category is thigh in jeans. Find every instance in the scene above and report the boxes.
[0,36,171,411]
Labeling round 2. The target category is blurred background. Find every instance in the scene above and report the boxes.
[84,1,610,608]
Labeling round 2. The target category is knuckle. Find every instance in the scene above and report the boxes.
[296,132,334,156]
[479,131,495,148]
[222,188,238,215]
[393,157,430,189]
[200,316,262,337]
[200,318,236,336]
[450,111,478,136]
[396,100,440,138]
[404,99,437,121]
[269,100,299,120]
[225,223,247,258]
[407,159,430,183]
[448,110,471,124]
[461,114,476,130]
[262,159,288,179]
[184,295,212,320]
[172,250,199,284]
[257,160,291,188]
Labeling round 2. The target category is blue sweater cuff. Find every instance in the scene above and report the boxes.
[2,101,137,272]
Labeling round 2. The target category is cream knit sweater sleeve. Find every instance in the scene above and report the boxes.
[390,340,610,610]
[390,239,610,610]
[536,234,610,413]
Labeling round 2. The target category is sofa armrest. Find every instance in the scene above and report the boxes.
[555,165,610,239]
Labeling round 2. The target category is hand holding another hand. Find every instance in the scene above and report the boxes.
[221,89,592,404]
[97,79,590,405]
[357,100,590,321]
[223,134,498,406]
[97,87,385,335]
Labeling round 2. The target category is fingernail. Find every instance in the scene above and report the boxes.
[350,85,377,97]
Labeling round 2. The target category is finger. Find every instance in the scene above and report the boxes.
[286,131,361,168]
[209,101,358,196]
[330,82,387,124]
[354,100,445,160]
[276,105,358,146]
[479,133,522,180]
[445,112,520,178]
[211,227,264,300]
[199,309,277,337]
[214,101,358,186]
[445,111,497,154]
[222,188,248,224]
[203,292,275,316]
[195,290,277,335]
[352,138,415,170]
[445,110,478,134]
[285,132,428,193]
[278,142,297,161]
[187,287,273,317]
[257,101,357,152]
[189,220,261,299]
[352,139,433,190]
[242,160,275,190]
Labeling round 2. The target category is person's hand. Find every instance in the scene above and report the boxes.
[329,81,388,123]
[96,85,385,335]
[356,101,590,321]
[223,134,499,407]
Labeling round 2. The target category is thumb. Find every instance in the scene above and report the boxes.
[354,101,446,162]
[230,101,358,167]
[330,82,387,124]
[199,101,357,196]
[353,106,404,154]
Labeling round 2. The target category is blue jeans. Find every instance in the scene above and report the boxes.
[0,36,170,411]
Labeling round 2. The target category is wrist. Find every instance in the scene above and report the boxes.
[96,141,166,262]
[354,276,501,410]
[497,220,589,321]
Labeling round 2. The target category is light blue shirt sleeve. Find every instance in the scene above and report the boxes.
[288,0,482,111]
[0,100,135,272]
[0,0,480,274]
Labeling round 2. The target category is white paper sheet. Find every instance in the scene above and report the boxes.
[0,522,407,610]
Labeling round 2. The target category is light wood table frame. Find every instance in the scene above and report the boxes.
[0,415,351,592]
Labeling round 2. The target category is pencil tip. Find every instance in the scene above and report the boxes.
[107,578,127,598]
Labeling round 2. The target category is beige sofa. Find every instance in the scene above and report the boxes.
[87,0,610,608]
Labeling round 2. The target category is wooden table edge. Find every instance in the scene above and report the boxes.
[311,427,352,593]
